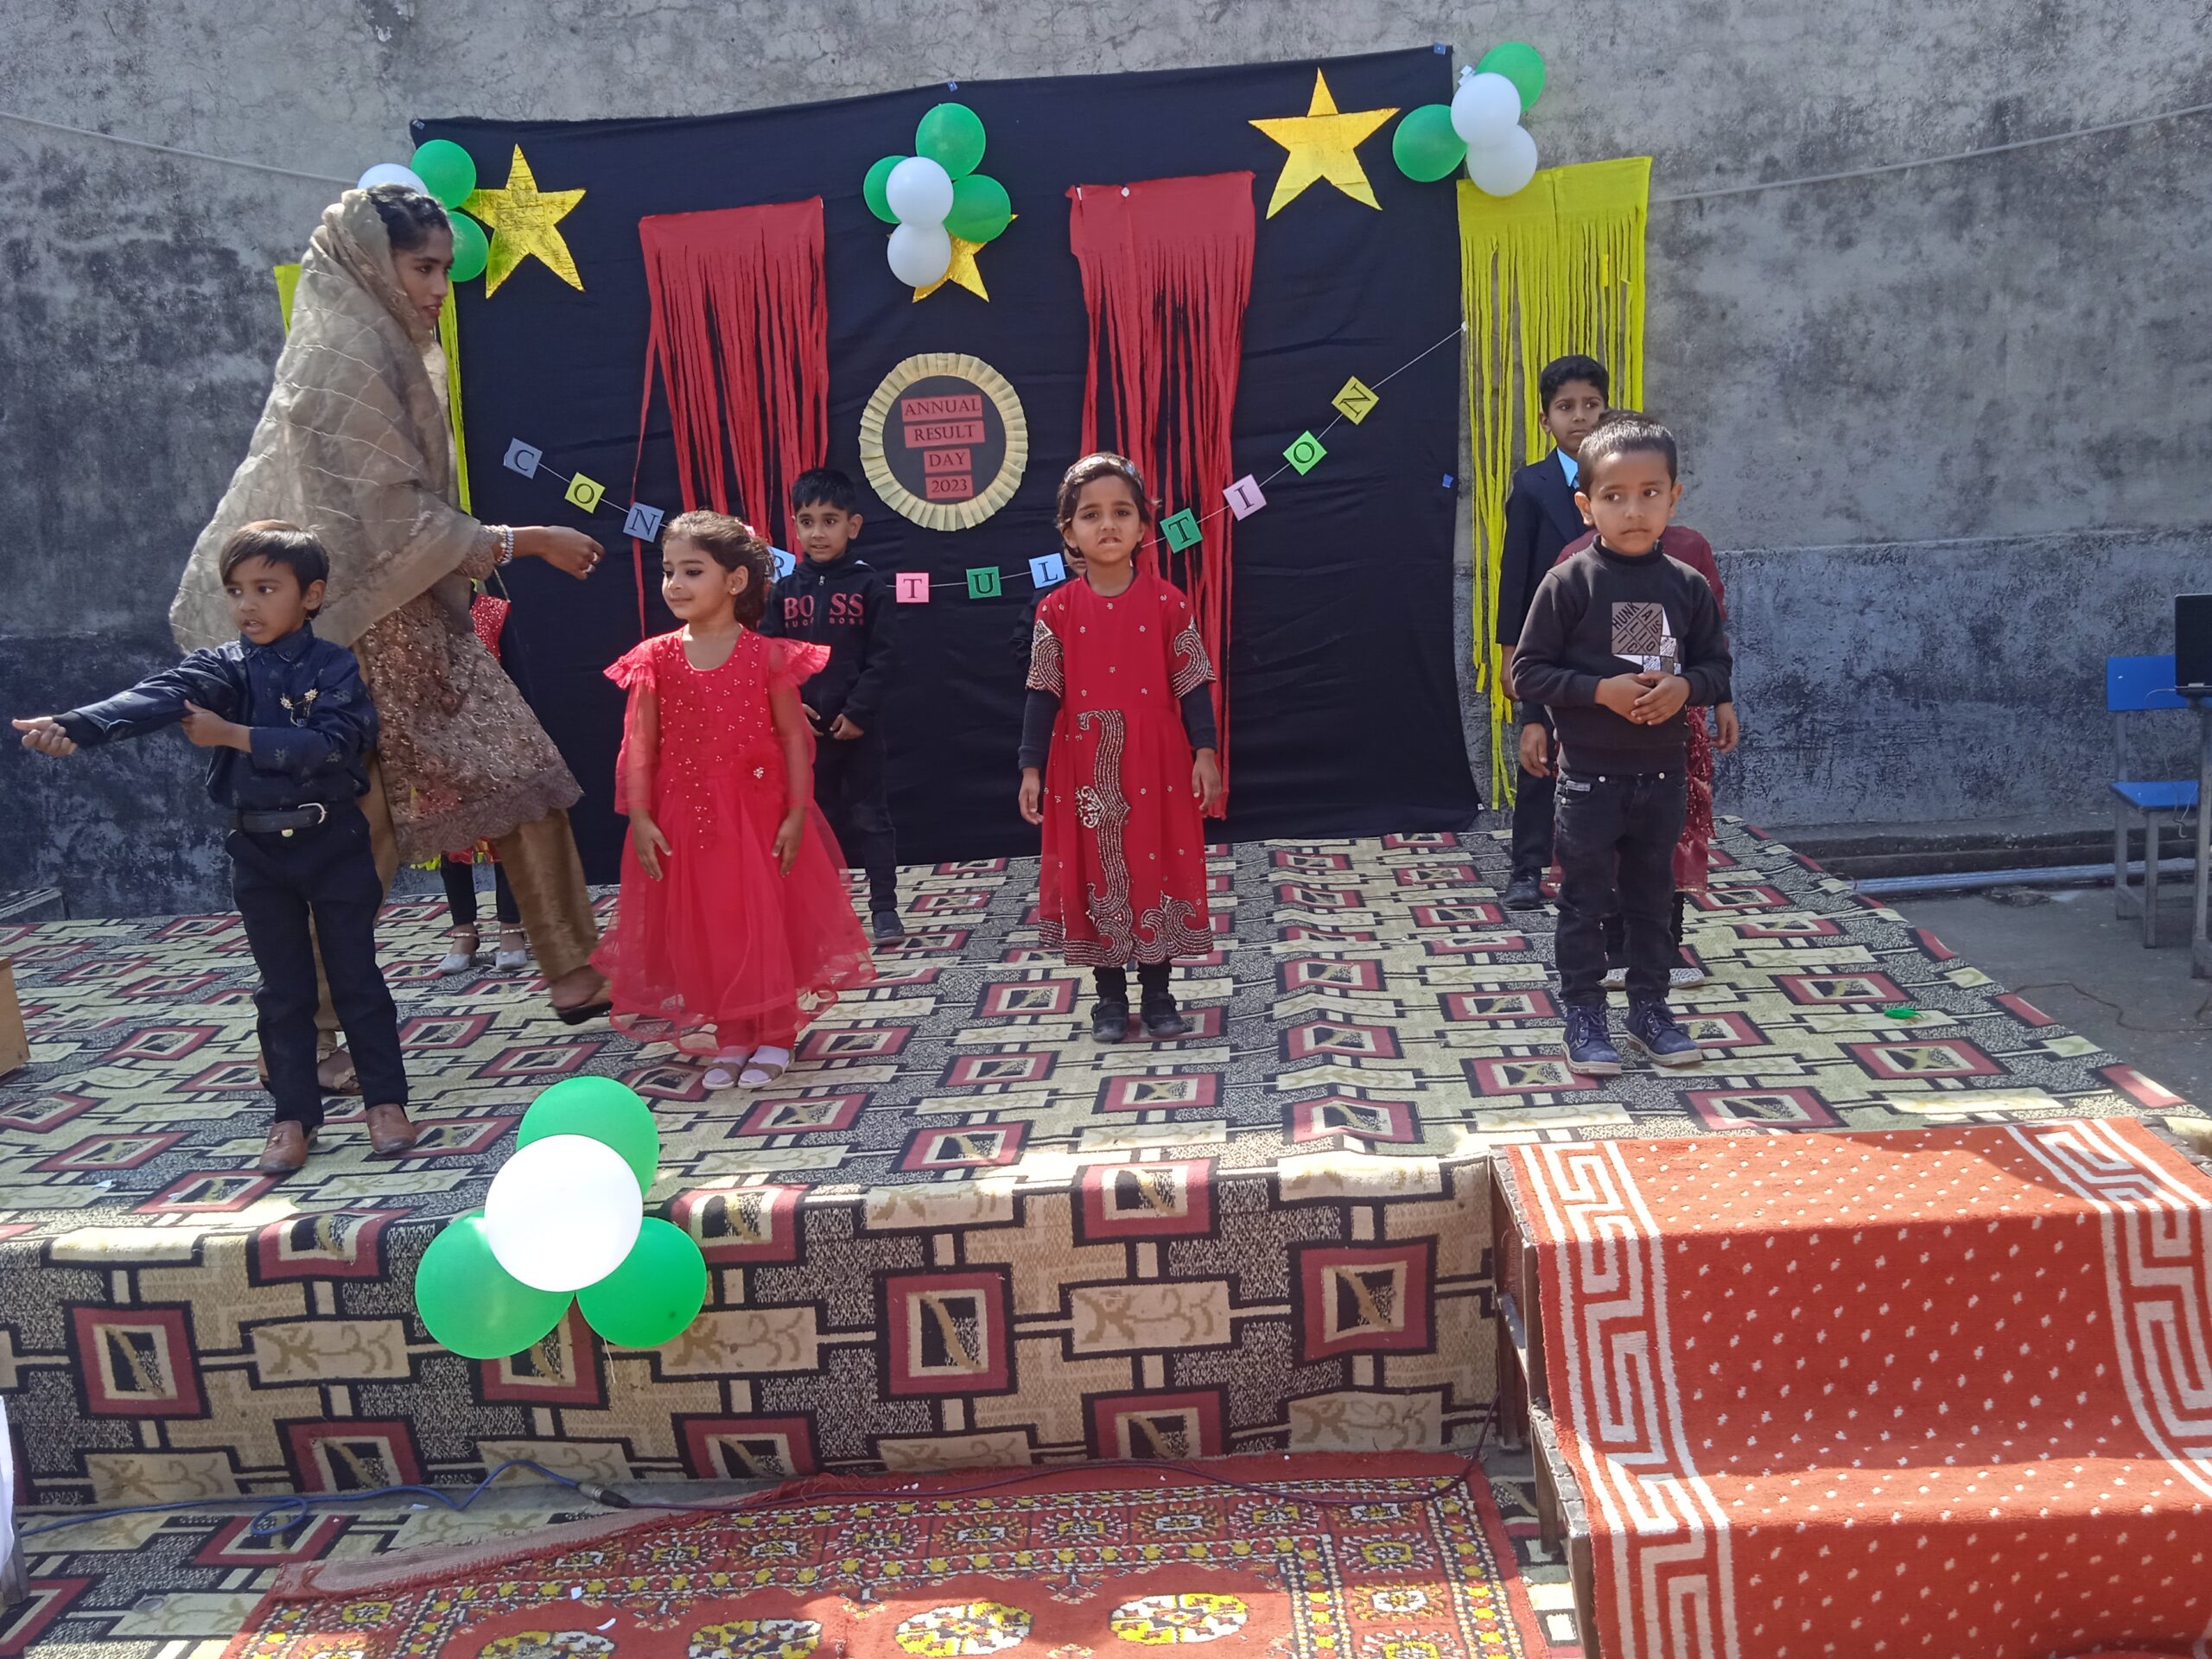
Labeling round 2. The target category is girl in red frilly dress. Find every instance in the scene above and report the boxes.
[1018,454,1224,1042]
[591,512,874,1091]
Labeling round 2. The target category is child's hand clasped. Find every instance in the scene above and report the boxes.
[12,716,76,757]
[181,701,250,750]
[1630,673,1691,724]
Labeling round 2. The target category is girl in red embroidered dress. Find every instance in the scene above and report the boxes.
[592,512,874,1091]
[1019,455,1224,1042]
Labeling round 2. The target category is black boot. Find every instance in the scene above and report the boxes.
[1091,967,1131,1043]
[1137,962,1187,1038]
[1503,873,1545,911]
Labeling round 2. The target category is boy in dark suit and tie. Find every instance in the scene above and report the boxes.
[1496,354,1609,911]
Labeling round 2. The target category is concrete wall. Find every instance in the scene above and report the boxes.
[4,1,2208,914]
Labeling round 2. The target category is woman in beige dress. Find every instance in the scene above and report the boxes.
[171,187,610,1091]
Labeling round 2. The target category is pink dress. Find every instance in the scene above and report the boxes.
[591,629,874,1055]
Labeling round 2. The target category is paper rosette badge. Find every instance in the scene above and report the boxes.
[859,353,1028,531]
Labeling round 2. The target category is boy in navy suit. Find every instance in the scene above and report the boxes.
[1496,354,1609,911]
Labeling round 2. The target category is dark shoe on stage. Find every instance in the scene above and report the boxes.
[1141,988,1189,1039]
[1624,1000,1703,1069]
[364,1103,420,1156]
[872,909,906,944]
[1503,874,1545,912]
[1091,997,1131,1043]
[1561,1004,1623,1076]
[257,1121,314,1175]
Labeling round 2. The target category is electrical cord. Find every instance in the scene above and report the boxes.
[19,1451,1495,1540]
[2006,979,2212,1035]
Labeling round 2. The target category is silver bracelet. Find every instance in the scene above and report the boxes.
[492,524,516,565]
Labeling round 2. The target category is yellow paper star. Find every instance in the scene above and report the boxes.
[461,145,586,297]
[1249,70,1398,218]
[913,218,1015,302]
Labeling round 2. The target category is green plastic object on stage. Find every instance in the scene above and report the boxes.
[415,1211,571,1359]
[578,1218,709,1347]
[915,102,986,177]
[411,139,480,209]
[448,213,489,283]
[517,1076,660,1195]
[1392,105,1467,182]
[863,154,905,224]
[1477,42,1547,110]
[945,174,1013,242]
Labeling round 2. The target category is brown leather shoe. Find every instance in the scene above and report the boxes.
[364,1103,419,1156]
[257,1121,314,1175]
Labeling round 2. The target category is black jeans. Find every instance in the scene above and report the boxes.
[230,804,408,1128]
[1604,891,1688,968]
[440,856,518,927]
[1554,770,1687,1007]
[1509,709,1556,879]
[1095,963,1173,1002]
[813,728,897,912]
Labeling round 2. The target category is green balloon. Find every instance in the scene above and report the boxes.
[1392,105,1467,183]
[415,1213,570,1359]
[944,174,1013,243]
[448,213,489,283]
[518,1077,660,1195]
[1477,42,1548,110]
[863,154,905,225]
[578,1218,708,1348]
[914,102,986,179]
[412,139,479,209]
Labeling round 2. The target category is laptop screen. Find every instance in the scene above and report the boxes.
[2179,594,2212,691]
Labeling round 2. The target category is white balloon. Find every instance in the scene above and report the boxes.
[887,221,954,288]
[1449,71,1522,149]
[357,162,429,194]
[483,1134,642,1293]
[1465,124,1540,197]
[884,156,954,226]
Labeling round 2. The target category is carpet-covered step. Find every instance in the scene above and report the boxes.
[1501,1118,2212,1659]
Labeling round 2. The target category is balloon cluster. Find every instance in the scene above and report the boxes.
[863,102,1013,288]
[412,1077,709,1358]
[359,140,491,283]
[1391,44,1548,197]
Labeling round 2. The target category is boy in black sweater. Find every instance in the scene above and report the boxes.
[1497,355,1609,911]
[14,522,412,1174]
[760,468,903,941]
[1512,416,1731,1075]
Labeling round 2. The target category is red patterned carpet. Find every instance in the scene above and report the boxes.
[1502,1118,2212,1659]
[219,1457,1548,1658]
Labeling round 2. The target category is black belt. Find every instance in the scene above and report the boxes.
[230,803,334,836]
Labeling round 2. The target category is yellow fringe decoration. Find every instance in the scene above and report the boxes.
[1457,157,1652,806]
[273,264,471,513]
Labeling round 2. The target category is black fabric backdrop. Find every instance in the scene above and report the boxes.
[418,47,1479,880]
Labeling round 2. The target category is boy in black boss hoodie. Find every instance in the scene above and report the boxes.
[761,468,903,941]
[1512,415,1731,1077]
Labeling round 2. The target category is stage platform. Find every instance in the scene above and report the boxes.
[0,824,2199,1505]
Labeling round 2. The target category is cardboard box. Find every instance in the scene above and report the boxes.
[0,960,26,1077]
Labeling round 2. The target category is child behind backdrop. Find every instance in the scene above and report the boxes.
[1019,454,1224,1042]
[591,512,874,1092]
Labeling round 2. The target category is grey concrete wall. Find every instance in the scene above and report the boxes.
[3,1,2209,914]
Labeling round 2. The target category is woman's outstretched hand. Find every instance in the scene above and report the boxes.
[521,526,604,580]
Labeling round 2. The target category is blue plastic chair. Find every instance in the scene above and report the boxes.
[2108,654,2199,945]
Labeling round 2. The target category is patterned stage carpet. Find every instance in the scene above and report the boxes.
[1502,1118,2212,1659]
[8,1459,1560,1659]
[0,824,2201,1504]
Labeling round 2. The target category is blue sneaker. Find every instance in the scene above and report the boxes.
[1624,1000,1703,1069]
[1561,1004,1623,1076]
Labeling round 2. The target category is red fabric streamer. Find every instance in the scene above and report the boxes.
[631,200,829,632]
[1067,173,1254,804]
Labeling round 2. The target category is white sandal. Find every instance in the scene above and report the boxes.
[741,1046,791,1089]
[493,925,532,972]
[436,926,480,976]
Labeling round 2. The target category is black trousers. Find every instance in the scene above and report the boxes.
[440,856,518,927]
[1604,891,1688,966]
[231,804,408,1129]
[1554,770,1687,1007]
[813,728,898,912]
[1509,709,1556,879]
[1095,963,1173,1001]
